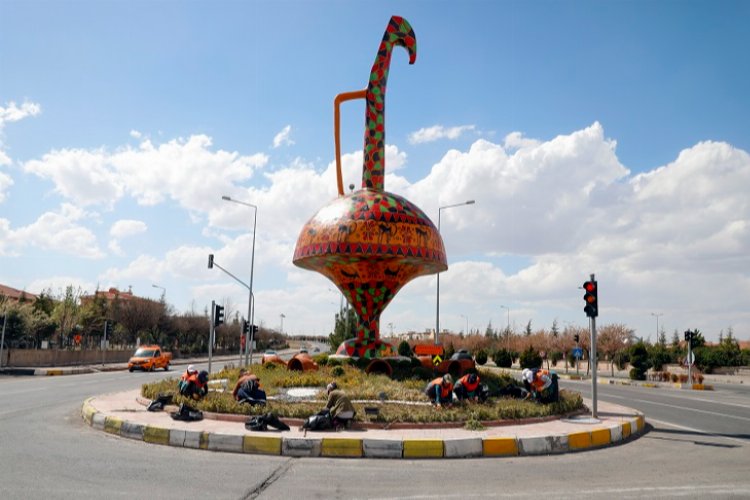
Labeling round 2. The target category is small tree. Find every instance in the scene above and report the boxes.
[629,341,651,380]
[397,340,412,357]
[475,348,488,366]
[519,346,542,369]
[492,349,513,368]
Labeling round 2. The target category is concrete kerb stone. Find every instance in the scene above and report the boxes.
[444,437,483,458]
[80,395,646,459]
[282,437,322,457]
[363,439,403,458]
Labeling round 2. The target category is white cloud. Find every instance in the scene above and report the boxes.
[110,219,147,238]
[0,203,104,258]
[0,170,12,202]
[272,125,294,148]
[408,124,476,144]
[22,134,269,211]
[0,101,41,126]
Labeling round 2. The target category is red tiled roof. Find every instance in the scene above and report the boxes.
[0,283,38,302]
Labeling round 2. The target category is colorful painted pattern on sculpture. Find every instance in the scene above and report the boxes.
[293,16,443,359]
[362,15,416,191]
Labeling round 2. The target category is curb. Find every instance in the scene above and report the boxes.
[81,399,645,459]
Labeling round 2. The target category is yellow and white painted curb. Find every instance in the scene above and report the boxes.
[81,399,645,459]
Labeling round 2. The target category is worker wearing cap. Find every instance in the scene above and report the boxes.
[425,374,454,407]
[178,365,198,394]
[325,382,356,428]
[453,372,481,402]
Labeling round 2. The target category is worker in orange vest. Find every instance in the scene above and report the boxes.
[453,373,481,402]
[180,369,209,400]
[425,374,454,407]
[522,368,559,403]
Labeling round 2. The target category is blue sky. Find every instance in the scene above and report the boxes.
[1,0,748,341]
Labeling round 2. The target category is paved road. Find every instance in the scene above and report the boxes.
[1,368,749,499]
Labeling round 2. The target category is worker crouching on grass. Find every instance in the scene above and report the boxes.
[522,368,560,404]
[453,372,481,402]
[425,374,454,407]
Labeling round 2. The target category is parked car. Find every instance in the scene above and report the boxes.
[127,345,172,372]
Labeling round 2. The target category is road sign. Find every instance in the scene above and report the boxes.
[432,355,442,366]
[572,347,583,359]
[684,351,695,365]
[415,344,443,356]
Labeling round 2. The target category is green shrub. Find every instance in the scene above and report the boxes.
[493,349,513,368]
[475,349,488,366]
[519,346,542,369]
[397,340,412,357]
[629,341,651,380]
[313,353,329,366]
[549,351,562,367]
[331,365,345,377]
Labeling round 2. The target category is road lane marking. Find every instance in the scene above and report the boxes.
[646,417,748,446]
[602,393,750,423]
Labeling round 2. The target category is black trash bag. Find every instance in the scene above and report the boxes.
[170,403,203,422]
[263,412,290,431]
[245,415,268,431]
[497,385,529,399]
[147,393,173,412]
[239,396,267,406]
[478,384,490,403]
[302,409,333,431]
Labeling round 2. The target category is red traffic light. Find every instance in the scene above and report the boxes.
[583,280,598,318]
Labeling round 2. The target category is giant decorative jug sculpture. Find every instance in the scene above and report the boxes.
[293,16,446,358]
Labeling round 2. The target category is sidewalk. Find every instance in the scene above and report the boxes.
[81,390,645,459]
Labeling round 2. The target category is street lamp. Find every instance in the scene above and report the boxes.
[222,195,258,366]
[280,313,285,335]
[460,314,469,335]
[651,312,663,340]
[435,200,475,345]
[500,305,510,333]
[151,284,166,301]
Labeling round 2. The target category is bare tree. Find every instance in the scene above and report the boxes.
[598,323,634,376]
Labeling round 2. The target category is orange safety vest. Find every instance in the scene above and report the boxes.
[458,374,480,392]
[531,370,551,392]
[429,377,453,398]
[187,372,206,389]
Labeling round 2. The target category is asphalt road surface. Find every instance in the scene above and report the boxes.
[1,367,749,499]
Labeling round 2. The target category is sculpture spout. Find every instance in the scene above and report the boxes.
[362,16,417,192]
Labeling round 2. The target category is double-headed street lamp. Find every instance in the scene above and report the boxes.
[651,312,663,340]
[435,200,475,345]
[222,195,258,366]
[151,284,166,301]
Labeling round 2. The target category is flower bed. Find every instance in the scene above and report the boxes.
[141,364,583,424]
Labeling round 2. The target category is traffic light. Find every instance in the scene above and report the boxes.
[684,330,691,343]
[208,254,214,269]
[104,321,114,337]
[574,333,580,344]
[252,325,259,334]
[213,304,225,327]
[583,280,598,318]
[242,320,249,335]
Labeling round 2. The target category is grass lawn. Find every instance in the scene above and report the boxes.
[142,363,583,424]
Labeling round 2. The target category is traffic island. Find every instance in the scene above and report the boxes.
[81,390,645,459]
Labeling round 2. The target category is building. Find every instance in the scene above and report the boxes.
[0,283,38,304]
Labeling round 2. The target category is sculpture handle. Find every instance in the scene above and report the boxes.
[334,90,366,196]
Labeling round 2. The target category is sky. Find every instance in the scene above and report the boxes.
[1,0,748,342]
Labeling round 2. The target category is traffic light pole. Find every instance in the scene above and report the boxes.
[209,300,215,374]
[102,321,108,366]
[688,333,693,386]
[589,273,598,419]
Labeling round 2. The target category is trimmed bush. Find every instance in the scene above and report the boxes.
[475,349,488,366]
[397,340,412,357]
[492,349,513,368]
[519,346,543,370]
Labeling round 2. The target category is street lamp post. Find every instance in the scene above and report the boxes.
[151,284,166,301]
[651,312,663,341]
[500,305,510,347]
[222,195,258,366]
[460,314,469,335]
[435,200,475,345]
[280,313,285,335]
